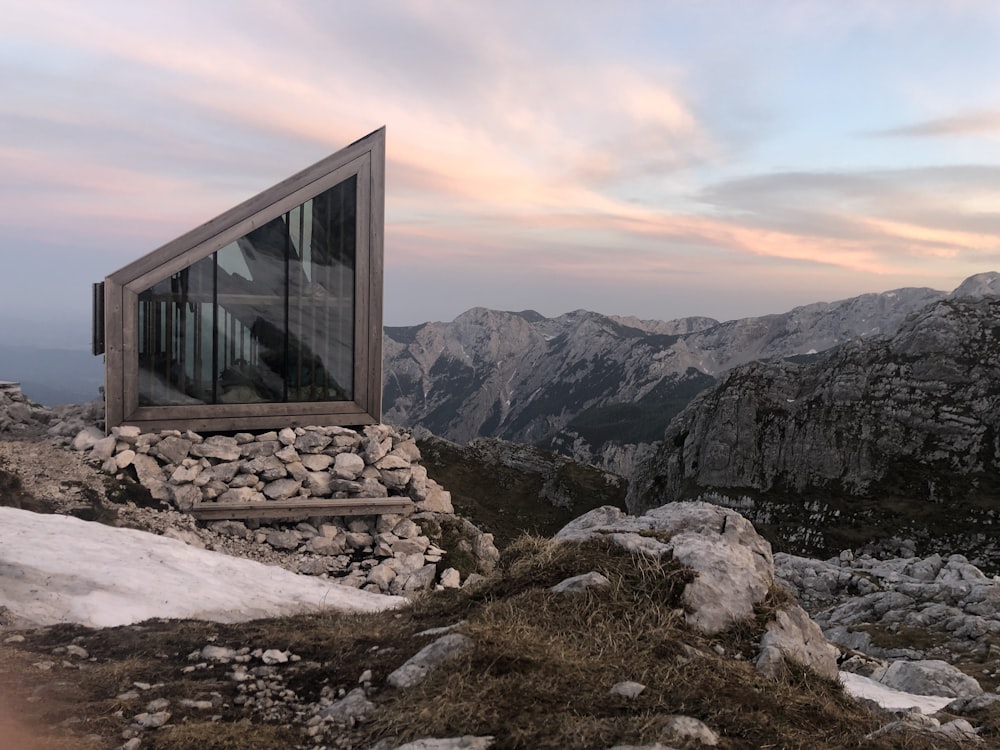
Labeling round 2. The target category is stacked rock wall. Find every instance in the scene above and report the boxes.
[69,422,499,596]
[73,423,452,515]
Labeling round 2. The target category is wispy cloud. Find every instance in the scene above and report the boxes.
[4,1,1000,327]
[868,110,1000,138]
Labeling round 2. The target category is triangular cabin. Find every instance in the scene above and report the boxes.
[94,128,385,434]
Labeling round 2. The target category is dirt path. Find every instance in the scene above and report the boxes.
[0,436,110,514]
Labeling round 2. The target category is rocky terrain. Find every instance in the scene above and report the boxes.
[1,398,999,748]
[777,544,1000,697]
[5,329,1000,747]
[0,382,500,601]
[628,294,1000,571]
[383,274,1000,472]
[5,490,1000,748]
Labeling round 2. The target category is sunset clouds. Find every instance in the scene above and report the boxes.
[2,1,1000,345]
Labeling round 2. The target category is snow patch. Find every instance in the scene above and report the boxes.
[0,507,405,629]
[839,671,953,715]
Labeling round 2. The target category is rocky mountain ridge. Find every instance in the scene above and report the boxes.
[384,273,1000,472]
[3,382,1000,746]
[627,293,1000,571]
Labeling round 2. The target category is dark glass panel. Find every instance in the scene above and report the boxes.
[287,175,356,402]
[138,255,214,406]
[136,174,357,407]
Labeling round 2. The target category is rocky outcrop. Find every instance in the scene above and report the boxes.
[776,548,1000,669]
[628,296,1000,569]
[756,605,839,681]
[554,502,840,681]
[0,381,103,439]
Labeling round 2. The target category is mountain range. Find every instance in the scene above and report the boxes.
[384,272,1000,474]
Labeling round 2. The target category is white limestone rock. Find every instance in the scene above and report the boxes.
[171,463,202,483]
[115,449,137,470]
[153,435,193,465]
[72,426,106,452]
[318,687,375,724]
[263,478,302,501]
[439,568,461,589]
[551,572,612,594]
[402,564,438,592]
[294,430,332,454]
[90,435,117,461]
[418,483,454,514]
[364,435,392,465]
[305,471,333,497]
[393,518,421,539]
[217,487,264,504]
[191,435,241,461]
[301,453,335,472]
[873,659,983,699]
[334,452,366,480]
[368,562,398,590]
[286,461,309,482]
[756,605,839,680]
[387,633,474,689]
[661,715,719,746]
[556,502,773,635]
[113,425,142,443]
[609,681,646,699]
[131,453,166,485]
[392,536,430,556]
[171,484,203,511]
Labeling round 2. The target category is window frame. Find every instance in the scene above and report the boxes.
[103,128,384,432]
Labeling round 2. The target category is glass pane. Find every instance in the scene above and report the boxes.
[137,174,357,407]
[138,255,214,406]
[288,175,356,402]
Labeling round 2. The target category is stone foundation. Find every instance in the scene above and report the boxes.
[70,422,499,596]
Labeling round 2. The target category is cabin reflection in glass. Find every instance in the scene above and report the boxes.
[137,176,357,407]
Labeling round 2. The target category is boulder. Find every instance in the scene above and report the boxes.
[551,572,612,595]
[71,426,106,452]
[152,435,192,465]
[556,503,773,635]
[387,634,474,689]
[756,605,839,680]
[874,659,983,699]
[131,454,166,485]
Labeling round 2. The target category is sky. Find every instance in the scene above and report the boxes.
[3,1,1000,348]
[0,504,955,716]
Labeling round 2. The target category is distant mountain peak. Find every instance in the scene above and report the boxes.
[950,270,1000,300]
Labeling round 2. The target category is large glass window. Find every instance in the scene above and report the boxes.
[137,175,357,407]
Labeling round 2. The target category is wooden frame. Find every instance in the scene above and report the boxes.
[102,128,385,432]
[189,496,414,521]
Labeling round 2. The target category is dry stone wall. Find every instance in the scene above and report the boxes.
[70,422,499,597]
[73,423,452,514]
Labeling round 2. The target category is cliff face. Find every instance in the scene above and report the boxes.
[627,296,1000,569]
[383,283,953,472]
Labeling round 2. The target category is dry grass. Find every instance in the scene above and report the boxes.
[358,539,958,750]
[2,536,988,750]
[147,721,300,750]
